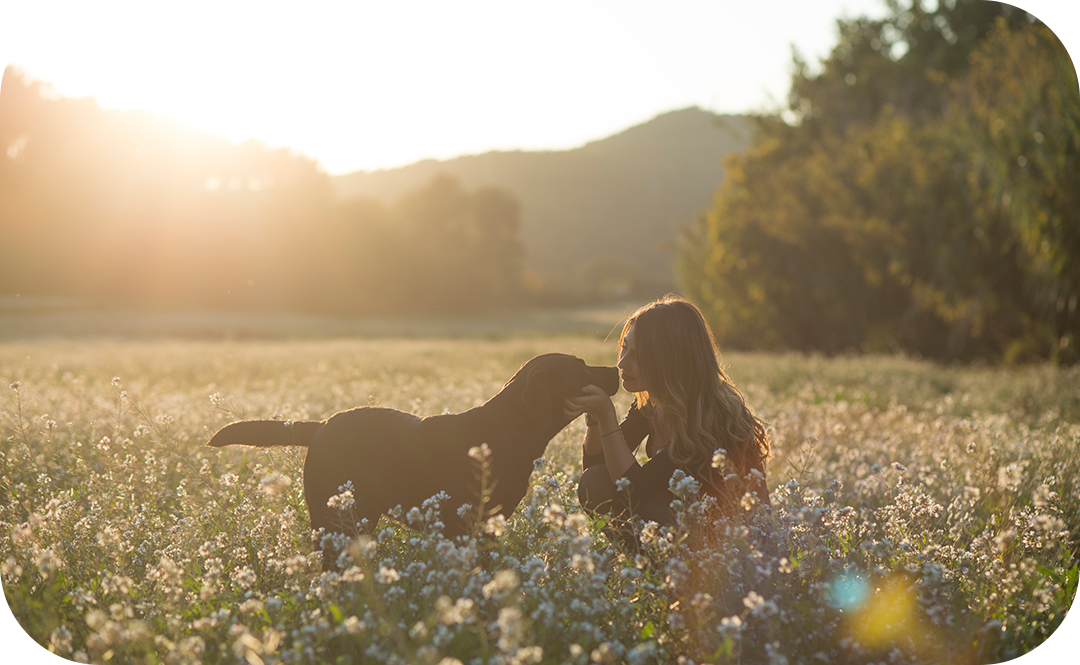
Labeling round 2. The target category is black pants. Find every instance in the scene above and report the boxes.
[578,465,674,551]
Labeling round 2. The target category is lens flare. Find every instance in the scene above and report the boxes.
[830,572,870,611]
[849,575,930,650]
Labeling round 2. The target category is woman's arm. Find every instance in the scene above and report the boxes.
[594,404,637,481]
[577,400,650,473]
[567,397,604,466]
[566,385,638,482]
[582,413,603,457]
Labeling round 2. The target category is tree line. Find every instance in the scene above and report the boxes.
[680,0,1079,364]
[0,67,522,315]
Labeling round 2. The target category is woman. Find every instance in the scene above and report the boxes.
[565,295,769,540]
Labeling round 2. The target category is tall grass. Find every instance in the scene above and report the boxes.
[2,339,1077,664]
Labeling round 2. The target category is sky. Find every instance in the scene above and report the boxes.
[2,0,1074,175]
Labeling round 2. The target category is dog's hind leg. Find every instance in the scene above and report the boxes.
[311,496,384,571]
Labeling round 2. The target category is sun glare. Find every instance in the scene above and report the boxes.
[0,0,920,173]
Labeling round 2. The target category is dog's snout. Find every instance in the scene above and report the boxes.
[590,365,620,396]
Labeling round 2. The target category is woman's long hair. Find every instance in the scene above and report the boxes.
[621,295,769,478]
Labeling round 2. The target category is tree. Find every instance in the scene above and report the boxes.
[0,68,525,316]
[390,174,523,313]
[947,19,1080,361]
[680,1,1079,363]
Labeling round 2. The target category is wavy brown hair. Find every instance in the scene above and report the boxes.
[621,295,769,477]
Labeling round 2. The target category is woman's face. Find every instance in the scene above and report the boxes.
[617,323,647,393]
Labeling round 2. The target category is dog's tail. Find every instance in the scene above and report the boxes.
[207,419,322,449]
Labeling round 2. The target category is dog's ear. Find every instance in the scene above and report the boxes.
[522,366,552,428]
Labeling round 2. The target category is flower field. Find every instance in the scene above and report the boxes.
[2,338,1078,664]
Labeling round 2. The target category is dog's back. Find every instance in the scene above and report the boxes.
[305,406,503,535]
[304,407,425,508]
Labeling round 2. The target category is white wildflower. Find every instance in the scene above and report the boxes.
[496,606,525,652]
[541,503,564,525]
[669,469,700,496]
[376,566,400,584]
[327,489,355,511]
[482,569,519,598]
[1032,484,1054,507]
[343,616,365,634]
[993,529,1017,551]
[468,443,491,461]
[49,626,73,654]
[436,595,474,625]
[564,512,589,536]
[260,472,292,498]
[517,646,544,663]
[711,448,728,469]
[483,514,507,537]
[743,591,765,611]
[341,566,365,583]
[231,566,256,589]
[239,598,263,615]
[740,491,758,511]
[591,642,616,664]
[997,463,1024,491]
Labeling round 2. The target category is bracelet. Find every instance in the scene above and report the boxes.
[599,428,621,438]
[585,413,598,427]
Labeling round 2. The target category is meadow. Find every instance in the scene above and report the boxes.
[1,337,1078,664]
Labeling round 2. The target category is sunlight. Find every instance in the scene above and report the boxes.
[2,0,903,174]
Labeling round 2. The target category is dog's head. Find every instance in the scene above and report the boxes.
[517,353,619,430]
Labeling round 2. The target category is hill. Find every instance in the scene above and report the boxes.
[332,108,753,293]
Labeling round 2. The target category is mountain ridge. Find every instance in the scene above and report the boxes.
[332,107,754,286]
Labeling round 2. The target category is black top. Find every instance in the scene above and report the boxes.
[582,400,768,514]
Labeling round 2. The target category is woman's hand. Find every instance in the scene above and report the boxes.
[568,385,635,480]
[563,384,617,423]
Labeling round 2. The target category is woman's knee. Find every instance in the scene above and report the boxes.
[636,491,674,526]
[578,466,618,513]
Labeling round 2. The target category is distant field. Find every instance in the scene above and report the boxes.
[0,302,640,342]
[1,337,1077,664]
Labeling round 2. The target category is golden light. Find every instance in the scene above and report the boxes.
[2,0,910,175]
[850,575,922,647]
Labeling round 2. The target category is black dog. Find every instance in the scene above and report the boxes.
[207,353,618,568]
